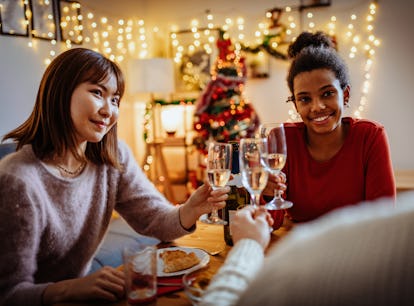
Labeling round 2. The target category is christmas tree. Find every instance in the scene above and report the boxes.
[193,31,260,153]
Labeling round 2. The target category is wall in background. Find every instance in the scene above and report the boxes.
[0,0,413,170]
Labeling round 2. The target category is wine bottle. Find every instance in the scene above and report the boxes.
[223,141,249,246]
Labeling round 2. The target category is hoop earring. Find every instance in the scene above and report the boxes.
[344,99,350,108]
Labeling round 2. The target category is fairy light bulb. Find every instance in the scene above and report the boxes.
[15,0,382,117]
[353,36,360,44]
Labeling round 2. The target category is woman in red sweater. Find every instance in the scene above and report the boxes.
[265,31,396,222]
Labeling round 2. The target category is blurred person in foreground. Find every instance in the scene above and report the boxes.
[201,191,414,306]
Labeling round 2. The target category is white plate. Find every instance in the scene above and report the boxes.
[157,247,210,277]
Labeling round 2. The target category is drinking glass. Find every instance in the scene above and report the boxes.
[239,138,269,206]
[202,141,232,225]
[123,244,157,306]
[260,123,293,210]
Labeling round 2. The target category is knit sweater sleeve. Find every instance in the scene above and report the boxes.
[114,141,192,241]
[0,172,48,306]
[200,239,264,306]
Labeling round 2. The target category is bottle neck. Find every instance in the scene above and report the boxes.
[230,141,240,175]
[228,141,242,187]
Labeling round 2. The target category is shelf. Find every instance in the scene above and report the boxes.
[163,136,186,146]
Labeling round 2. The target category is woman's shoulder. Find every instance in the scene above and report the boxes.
[0,145,42,193]
[0,144,37,173]
[343,118,389,155]
[115,140,144,176]
[117,140,135,162]
[345,117,387,141]
[346,117,385,132]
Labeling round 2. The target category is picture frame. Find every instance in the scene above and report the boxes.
[29,0,57,40]
[170,28,220,93]
[245,51,270,79]
[58,0,82,44]
[0,0,29,37]
[299,0,331,10]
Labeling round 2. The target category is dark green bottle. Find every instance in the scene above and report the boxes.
[223,141,249,246]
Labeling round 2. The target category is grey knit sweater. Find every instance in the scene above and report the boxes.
[0,141,191,306]
[201,192,414,306]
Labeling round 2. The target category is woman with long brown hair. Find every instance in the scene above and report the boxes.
[0,48,229,305]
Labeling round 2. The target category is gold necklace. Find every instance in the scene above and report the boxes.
[55,162,86,176]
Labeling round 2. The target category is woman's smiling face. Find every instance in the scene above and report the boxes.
[70,74,120,147]
[293,68,350,136]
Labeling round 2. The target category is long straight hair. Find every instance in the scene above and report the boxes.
[3,48,125,169]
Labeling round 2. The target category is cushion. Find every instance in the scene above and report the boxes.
[0,142,17,159]
[89,217,160,273]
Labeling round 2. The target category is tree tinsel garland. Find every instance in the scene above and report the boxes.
[241,33,288,61]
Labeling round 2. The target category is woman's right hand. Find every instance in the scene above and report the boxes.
[231,206,273,250]
[42,266,125,304]
[263,172,287,198]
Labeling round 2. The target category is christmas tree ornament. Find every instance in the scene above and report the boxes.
[193,31,260,153]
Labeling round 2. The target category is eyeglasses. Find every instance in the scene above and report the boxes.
[286,96,295,103]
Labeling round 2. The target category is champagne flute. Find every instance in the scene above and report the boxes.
[260,123,293,210]
[239,138,269,206]
[203,142,232,225]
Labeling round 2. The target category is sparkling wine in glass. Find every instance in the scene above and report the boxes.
[260,123,293,210]
[239,138,269,206]
[203,142,232,225]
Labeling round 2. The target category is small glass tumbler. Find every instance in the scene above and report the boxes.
[123,244,157,306]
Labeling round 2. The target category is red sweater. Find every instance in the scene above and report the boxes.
[283,117,396,222]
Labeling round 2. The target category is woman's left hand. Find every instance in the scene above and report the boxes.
[179,181,229,229]
[263,172,287,198]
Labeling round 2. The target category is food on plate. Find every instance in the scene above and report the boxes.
[159,249,201,273]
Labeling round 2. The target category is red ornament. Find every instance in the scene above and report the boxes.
[216,38,233,61]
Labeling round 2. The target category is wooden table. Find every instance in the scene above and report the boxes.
[56,220,293,306]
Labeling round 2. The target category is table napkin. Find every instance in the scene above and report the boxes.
[157,276,184,296]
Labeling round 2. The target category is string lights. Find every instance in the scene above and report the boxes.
[4,1,379,120]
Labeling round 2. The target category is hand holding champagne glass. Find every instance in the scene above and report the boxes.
[239,138,269,206]
[203,142,232,225]
[260,123,293,210]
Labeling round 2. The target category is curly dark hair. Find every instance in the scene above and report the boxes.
[286,31,350,98]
